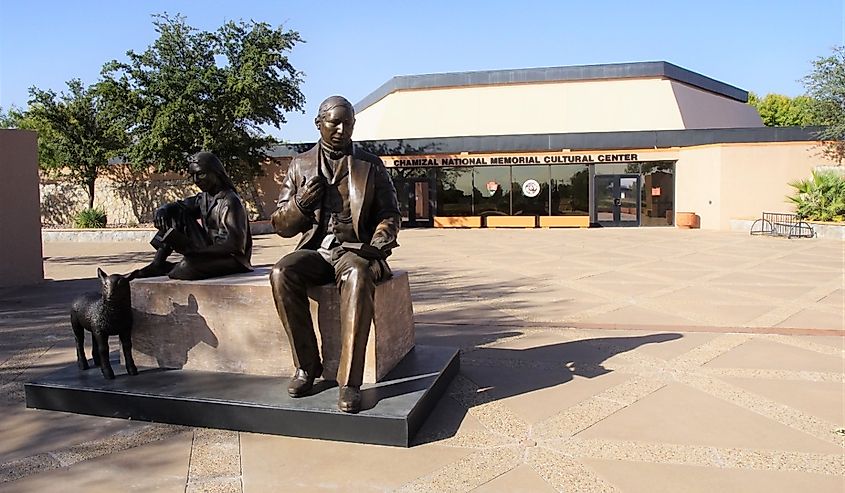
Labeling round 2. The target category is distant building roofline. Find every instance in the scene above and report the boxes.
[270,126,821,157]
[354,61,749,113]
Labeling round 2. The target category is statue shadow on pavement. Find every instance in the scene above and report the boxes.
[131,294,219,369]
[408,332,682,445]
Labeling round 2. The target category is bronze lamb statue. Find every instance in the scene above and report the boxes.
[72,268,139,379]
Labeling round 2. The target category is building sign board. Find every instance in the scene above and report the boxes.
[386,152,651,167]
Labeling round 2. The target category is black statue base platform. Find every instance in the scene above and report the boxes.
[25,345,459,447]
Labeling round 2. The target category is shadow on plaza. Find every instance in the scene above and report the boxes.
[44,251,154,270]
[393,264,685,445]
[412,332,682,445]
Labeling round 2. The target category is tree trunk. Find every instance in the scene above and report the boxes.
[86,177,95,209]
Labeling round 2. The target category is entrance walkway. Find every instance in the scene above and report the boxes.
[1,229,842,491]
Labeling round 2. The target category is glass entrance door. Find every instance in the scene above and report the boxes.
[409,179,432,227]
[388,169,432,228]
[594,174,641,227]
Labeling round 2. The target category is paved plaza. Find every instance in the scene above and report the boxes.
[0,228,843,492]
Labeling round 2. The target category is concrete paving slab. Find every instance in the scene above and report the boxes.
[776,308,845,331]
[582,304,701,327]
[720,377,845,426]
[239,432,472,492]
[2,432,192,493]
[472,463,557,492]
[581,458,845,493]
[461,364,631,425]
[705,339,845,372]
[3,229,843,490]
[577,384,842,453]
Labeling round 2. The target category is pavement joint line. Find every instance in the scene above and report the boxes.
[668,333,753,367]
[0,424,189,484]
[678,372,845,448]
[185,428,242,492]
[758,334,845,357]
[562,438,845,476]
[746,283,845,327]
[526,445,619,493]
[394,446,523,493]
[701,367,845,383]
[534,376,668,441]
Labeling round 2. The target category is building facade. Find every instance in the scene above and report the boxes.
[331,62,828,230]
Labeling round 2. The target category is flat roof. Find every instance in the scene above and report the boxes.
[354,61,749,113]
[270,126,821,157]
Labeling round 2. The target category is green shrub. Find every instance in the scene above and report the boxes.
[74,207,108,228]
[787,170,845,222]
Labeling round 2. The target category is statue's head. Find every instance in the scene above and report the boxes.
[188,152,236,193]
[315,95,355,151]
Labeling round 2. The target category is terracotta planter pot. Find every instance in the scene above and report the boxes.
[676,212,700,229]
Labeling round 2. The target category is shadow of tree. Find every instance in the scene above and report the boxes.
[40,180,85,225]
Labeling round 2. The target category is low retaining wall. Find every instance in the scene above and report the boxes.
[42,221,276,242]
[730,219,844,240]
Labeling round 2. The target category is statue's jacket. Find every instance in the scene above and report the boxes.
[177,188,253,269]
[272,143,400,255]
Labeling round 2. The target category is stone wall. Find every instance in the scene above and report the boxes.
[40,158,292,227]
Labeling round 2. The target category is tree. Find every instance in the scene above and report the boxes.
[803,46,845,163]
[23,80,127,209]
[98,13,305,183]
[747,92,816,127]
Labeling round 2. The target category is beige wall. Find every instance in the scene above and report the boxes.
[0,130,44,286]
[677,142,831,230]
[675,146,723,230]
[355,77,763,140]
[39,158,291,227]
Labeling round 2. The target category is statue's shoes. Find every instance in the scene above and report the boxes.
[287,364,322,398]
[338,385,361,413]
[135,260,176,279]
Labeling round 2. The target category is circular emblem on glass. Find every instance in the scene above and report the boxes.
[522,179,541,198]
[485,180,499,195]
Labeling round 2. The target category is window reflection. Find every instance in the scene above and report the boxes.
[436,167,473,216]
[389,168,430,221]
[640,162,675,226]
[550,165,589,215]
[512,165,549,215]
[473,167,511,215]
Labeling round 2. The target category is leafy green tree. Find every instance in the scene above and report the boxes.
[803,46,845,163]
[747,92,817,127]
[98,13,305,183]
[0,106,23,128]
[23,80,127,209]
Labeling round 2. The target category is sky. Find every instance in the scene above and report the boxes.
[1,0,842,142]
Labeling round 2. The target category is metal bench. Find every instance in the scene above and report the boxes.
[750,212,816,239]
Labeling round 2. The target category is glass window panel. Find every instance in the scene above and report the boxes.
[473,166,511,215]
[436,167,473,216]
[387,168,410,221]
[640,161,675,226]
[595,163,639,175]
[511,165,549,215]
[550,165,589,215]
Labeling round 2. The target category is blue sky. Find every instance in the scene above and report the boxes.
[1,0,841,142]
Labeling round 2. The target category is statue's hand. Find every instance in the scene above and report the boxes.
[296,175,326,211]
[153,207,170,230]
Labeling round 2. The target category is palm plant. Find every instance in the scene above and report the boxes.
[787,170,845,222]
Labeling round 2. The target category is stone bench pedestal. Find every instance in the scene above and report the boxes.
[129,268,414,384]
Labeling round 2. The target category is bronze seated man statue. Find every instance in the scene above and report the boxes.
[270,95,400,413]
[138,152,253,280]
